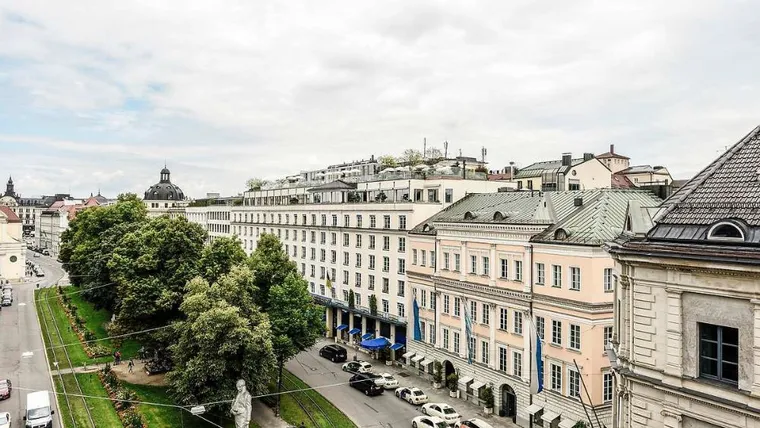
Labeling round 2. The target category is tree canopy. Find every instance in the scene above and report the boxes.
[248,233,297,310]
[199,236,247,284]
[399,148,423,165]
[245,178,269,191]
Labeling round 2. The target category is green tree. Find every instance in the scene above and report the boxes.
[199,236,246,283]
[399,149,423,165]
[246,178,269,191]
[425,147,443,159]
[378,155,398,168]
[167,271,275,408]
[248,234,297,310]
[267,273,324,416]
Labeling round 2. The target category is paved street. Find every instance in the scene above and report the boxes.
[0,252,64,427]
[287,339,518,428]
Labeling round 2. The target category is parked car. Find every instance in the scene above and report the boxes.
[348,373,384,396]
[460,419,495,428]
[421,403,461,426]
[342,360,372,374]
[35,271,44,277]
[377,373,399,389]
[42,249,50,256]
[0,412,9,428]
[0,379,11,400]
[318,344,347,362]
[1,296,11,307]
[395,386,429,404]
[412,415,448,428]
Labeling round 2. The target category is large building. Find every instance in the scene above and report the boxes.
[143,166,187,218]
[513,152,612,191]
[0,176,47,235]
[0,205,25,281]
[606,126,760,428]
[231,165,511,353]
[184,194,240,243]
[35,194,111,257]
[405,188,662,428]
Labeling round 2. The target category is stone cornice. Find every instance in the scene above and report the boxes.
[532,294,614,314]
[434,276,532,304]
[614,253,760,277]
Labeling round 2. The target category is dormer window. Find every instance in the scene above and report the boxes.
[464,211,476,220]
[422,224,432,232]
[493,211,505,221]
[554,228,568,240]
[707,222,745,241]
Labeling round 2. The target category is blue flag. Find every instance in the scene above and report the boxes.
[530,319,544,394]
[413,297,422,341]
[464,300,473,364]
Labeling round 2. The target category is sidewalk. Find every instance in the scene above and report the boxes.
[251,399,290,428]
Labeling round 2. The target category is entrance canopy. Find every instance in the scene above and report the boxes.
[390,343,404,351]
[361,332,374,340]
[348,328,361,335]
[360,336,391,350]
[336,324,348,331]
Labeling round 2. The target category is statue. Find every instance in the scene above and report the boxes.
[230,379,252,428]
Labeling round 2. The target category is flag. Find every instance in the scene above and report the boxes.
[413,296,422,341]
[464,299,473,364]
[326,271,333,289]
[529,318,544,394]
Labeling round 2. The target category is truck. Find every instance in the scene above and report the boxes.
[24,391,54,428]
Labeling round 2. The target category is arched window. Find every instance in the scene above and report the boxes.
[554,228,568,240]
[707,222,745,241]
[464,211,476,220]
[493,211,505,221]
[422,224,432,232]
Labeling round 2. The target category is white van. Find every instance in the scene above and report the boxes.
[24,391,54,428]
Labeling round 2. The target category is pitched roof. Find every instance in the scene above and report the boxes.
[611,174,635,189]
[0,206,21,223]
[596,151,630,160]
[618,165,670,175]
[307,180,357,192]
[514,158,585,179]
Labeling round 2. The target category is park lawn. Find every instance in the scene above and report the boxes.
[75,373,123,427]
[67,289,141,358]
[36,288,89,369]
[52,376,75,428]
[60,374,101,428]
[277,370,357,428]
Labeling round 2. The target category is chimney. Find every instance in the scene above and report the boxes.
[574,197,583,207]
[583,152,594,161]
[610,144,615,154]
[561,153,572,166]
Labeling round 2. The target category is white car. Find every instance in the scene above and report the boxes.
[412,415,448,428]
[459,418,495,428]
[421,403,461,426]
[0,412,10,428]
[395,386,429,404]
[377,373,399,389]
[342,360,372,374]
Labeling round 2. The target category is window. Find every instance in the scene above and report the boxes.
[551,363,562,391]
[499,347,508,372]
[331,250,337,263]
[332,214,337,226]
[482,256,490,276]
[369,255,376,270]
[570,267,581,291]
[309,282,315,293]
[368,275,375,290]
[431,250,436,268]
[708,222,744,240]
[343,233,349,246]
[429,324,436,345]
[536,316,545,340]
[397,281,405,297]
[445,188,453,203]
[412,249,418,265]
[453,332,460,354]
[321,214,326,226]
[428,189,439,202]
[453,297,461,317]
[331,232,337,245]
[344,214,349,227]
[369,235,375,249]
[482,304,490,325]
[468,337,476,361]
[310,231,316,243]
[470,301,477,321]
[454,254,461,272]
[420,321,426,342]
[383,257,390,272]
[604,268,614,292]
[514,260,523,281]
[383,215,391,229]
[500,259,508,278]
[420,290,427,307]
[481,341,489,364]
[603,372,613,402]
[604,326,613,349]
[552,265,562,287]
[513,311,523,335]
[397,302,405,317]
[470,255,477,274]
[355,273,362,287]
[699,323,738,383]
[570,324,581,350]
[320,231,326,244]
[399,215,407,230]
[552,320,562,345]
[430,293,436,310]
[568,368,580,398]
[343,252,349,266]
[342,270,348,284]
[356,215,362,227]
[443,252,450,270]
[355,253,362,268]
[383,236,390,251]
[382,298,389,313]
[370,215,376,228]
[310,248,316,260]
[513,351,522,377]
[398,259,405,274]
[499,308,508,330]
[356,234,362,248]
[398,237,406,252]
[536,263,545,285]
[443,328,450,350]
[310,265,316,277]
[382,278,389,294]
[443,295,450,314]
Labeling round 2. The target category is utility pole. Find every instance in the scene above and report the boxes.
[443,140,449,159]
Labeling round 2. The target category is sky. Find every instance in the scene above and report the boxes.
[1,1,760,199]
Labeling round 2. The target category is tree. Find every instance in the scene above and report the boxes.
[246,178,269,191]
[481,386,494,409]
[378,155,398,168]
[108,215,207,344]
[248,234,297,310]
[399,149,423,165]
[167,271,275,409]
[348,290,355,309]
[425,147,443,160]
[199,236,246,284]
[267,273,324,416]
[369,294,378,315]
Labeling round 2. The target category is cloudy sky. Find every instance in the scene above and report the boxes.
[1,1,759,199]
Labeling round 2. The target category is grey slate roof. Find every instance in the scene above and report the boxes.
[514,158,585,179]
[307,180,357,192]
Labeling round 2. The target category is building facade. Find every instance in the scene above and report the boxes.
[0,206,25,281]
[406,189,662,428]
[596,145,631,174]
[184,195,240,243]
[143,166,187,218]
[231,168,511,353]
[606,126,760,428]
[514,153,612,192]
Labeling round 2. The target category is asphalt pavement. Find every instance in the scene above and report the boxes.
[0,252,64,426]
[287,339,518,428]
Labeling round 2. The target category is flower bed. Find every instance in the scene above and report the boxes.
[99,364,147,428]
[57,287,111,358]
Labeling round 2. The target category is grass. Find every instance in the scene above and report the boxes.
[52,376,74,428]
[75,373,123,427]
[67,289,141,358]
[36,288,89,369]
[275,370,357,428]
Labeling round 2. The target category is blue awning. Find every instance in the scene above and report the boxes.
[390,343,404,351]
[361,332,374,340]
[348,328,361,335]
[360,336,391,350]
[336,324,348,331]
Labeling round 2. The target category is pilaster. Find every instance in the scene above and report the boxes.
[325,307,334,338]
[752,299,760,396]
[618,275,630,359]
[460,241,467,282]
[522,310,530,383]
[361,316,367,335]
[663,288,683,384]
[434,291,442,348]
[489,304,496,369]
[523,245,532,293]
[489,244,497,286]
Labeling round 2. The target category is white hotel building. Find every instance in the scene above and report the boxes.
[230,165,511,350]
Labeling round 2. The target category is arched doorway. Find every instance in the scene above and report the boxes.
[500,384,516,423]
[443,361,455,385]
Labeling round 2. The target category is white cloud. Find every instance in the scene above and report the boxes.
[1,0,760,198]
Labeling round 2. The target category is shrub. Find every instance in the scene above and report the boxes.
[122,408,144,428]
[446,373,459,392]
[433,361,443,383]
[481,386,495,409]
[573,422,588,428]
[84,330,96,341]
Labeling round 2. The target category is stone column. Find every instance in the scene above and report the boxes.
[752,299,760,396]
[460,241,468,282]
[361,316,368,336]
[488,304,496,369]
[326,308,334,338]
[434,291,442,349]
[664,288,683,384]
[489,244,497,286]
[375,319,381,338]
[618,275,630,359]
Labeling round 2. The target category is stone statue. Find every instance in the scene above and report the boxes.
[230,379,252,428]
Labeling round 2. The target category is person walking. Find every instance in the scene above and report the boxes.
[127,359,134,373]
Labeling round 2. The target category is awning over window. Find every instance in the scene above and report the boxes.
[336,324,348,331]
[470,381,485,391]
[526,404,543,415]
[361,333,374,340]
[402,351,415,359]
[458,376,473,385]
[542,411,560,423]
[419,359,432,366]
[348,328,361,335]
[411,354,425,363]
[390,343,404,351]
[559,419,577,428]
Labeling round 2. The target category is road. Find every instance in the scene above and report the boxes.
[0,252,64,426]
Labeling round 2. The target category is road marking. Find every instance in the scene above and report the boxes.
[364,402,380,413]
[22,351,34,358]
[18,302,26,306]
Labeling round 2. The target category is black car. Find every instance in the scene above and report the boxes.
[349,373,384,396]
[319,344,347,362]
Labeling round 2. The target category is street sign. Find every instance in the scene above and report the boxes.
[190,405,206,415]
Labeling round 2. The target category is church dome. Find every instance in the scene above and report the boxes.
[0,195,17,207]
[144,166,185,201]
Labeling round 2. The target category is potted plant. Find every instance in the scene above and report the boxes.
[348,290,355,310]
[481,386,495,414]
[369,295,378,316]
[378,347,393,366]
[446,373,459,398]
[432,361,443,388]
